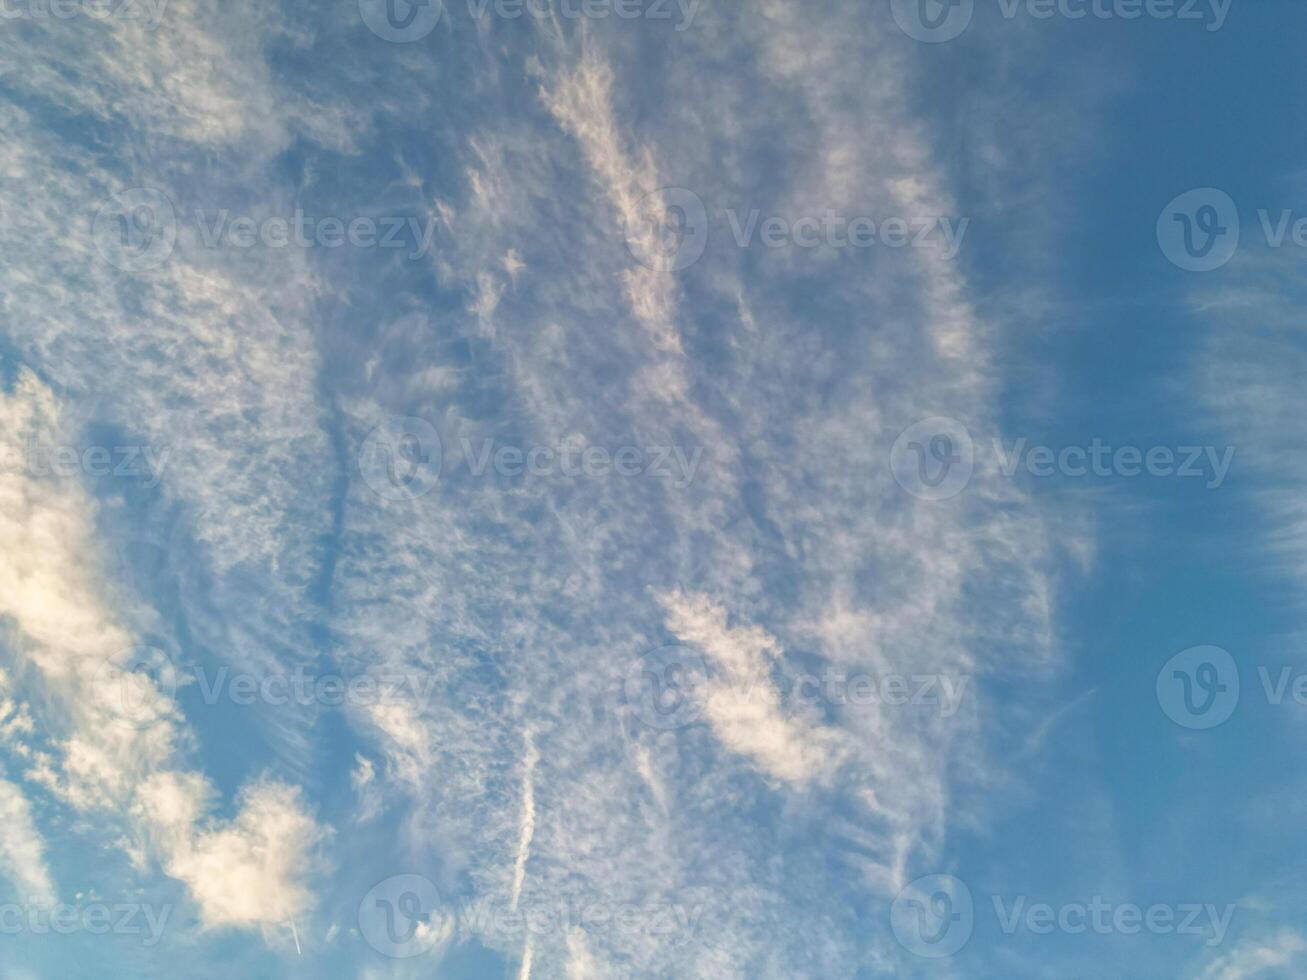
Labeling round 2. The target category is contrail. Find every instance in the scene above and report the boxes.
[510,728,539,912]
[511,730,539,980]
[517,938,534,980]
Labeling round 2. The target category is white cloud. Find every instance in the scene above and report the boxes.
[322,1,1071,967]
[542,53,688,366]
[164,781,325,931]
[657,589,842,783]
[0,371,325,936]
[327,16,1062,973]
[0,774,55,905]
[0,0,364,777]
[1199,929,1307,980]
[565,928,601,979]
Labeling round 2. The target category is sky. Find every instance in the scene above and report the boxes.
[0,0,1305,977]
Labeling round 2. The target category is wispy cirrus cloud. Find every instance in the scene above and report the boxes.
[0,370,325,938]
[1198,929,1307,980]
[323,5,1064,975]
[0,773,55,905]
[1193,249,1307,586]
[2,1,1074,975]
[656,589,843,784]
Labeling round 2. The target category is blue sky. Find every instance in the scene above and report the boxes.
[1,0,1305,977]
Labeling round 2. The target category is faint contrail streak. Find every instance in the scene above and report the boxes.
[510,728,539,911]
